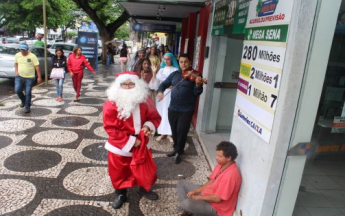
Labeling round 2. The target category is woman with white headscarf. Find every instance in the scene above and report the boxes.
[149,52,180,143]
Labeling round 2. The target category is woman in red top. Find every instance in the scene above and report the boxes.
[67,46,96,102]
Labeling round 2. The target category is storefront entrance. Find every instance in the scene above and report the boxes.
[275,0,345,215]
[292,1,345,215]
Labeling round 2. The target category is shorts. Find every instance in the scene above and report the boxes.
[119,57,128,63]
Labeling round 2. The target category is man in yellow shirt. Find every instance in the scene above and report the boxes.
[14,43,42,113]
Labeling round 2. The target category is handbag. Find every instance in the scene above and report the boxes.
[50,68,65,79]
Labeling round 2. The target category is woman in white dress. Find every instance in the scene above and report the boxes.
[150,52,180,143]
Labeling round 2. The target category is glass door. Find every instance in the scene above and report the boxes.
[292,1,345,215]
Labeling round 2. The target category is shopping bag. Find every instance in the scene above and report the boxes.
[130,130,157,192]
[50,68,65,79]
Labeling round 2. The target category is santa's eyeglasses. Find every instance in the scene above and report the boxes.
[120,82,135,87]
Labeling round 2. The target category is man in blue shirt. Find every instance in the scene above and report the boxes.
[157,53,205,164]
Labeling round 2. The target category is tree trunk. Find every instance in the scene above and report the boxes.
[99,33,112,63]
[72,0,130,64]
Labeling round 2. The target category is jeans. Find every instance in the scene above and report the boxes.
[106,54,112,67]
[54,78,64,97]
[14,76,35,108]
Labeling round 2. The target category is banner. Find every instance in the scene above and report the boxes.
[234,0,294,142]
[77,31,98,71]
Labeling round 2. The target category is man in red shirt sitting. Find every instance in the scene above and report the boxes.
[177,141,242,216]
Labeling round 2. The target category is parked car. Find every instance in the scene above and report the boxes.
[48,43,77,56]
[1,37,20,44]
[0,44,53,78]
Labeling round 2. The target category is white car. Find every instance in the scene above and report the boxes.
[48,43,77,56]
[0,44,53,78]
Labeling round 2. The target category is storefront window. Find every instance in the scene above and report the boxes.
[293,1,345,215]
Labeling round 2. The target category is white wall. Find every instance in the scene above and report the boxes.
[230,0,319,215]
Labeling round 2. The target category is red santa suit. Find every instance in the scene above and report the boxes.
[103,80,161,190]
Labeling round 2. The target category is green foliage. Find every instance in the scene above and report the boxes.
[0,0,79,33]
[66,31,77,37]
[115,22,129,39]
[88,1,124,26]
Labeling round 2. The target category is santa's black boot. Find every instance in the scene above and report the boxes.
[112,189,127,209]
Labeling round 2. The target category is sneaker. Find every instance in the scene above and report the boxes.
[20,103,24,108]
[166,150,177,157]
[137,187,159,200]
[24,107,30,113]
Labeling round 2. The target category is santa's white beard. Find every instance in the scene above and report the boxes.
[106,79,149,120]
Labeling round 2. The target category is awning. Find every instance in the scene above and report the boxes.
[118,0,205,24]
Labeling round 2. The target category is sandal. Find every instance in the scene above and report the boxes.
[167,135,174,143]
[156,135,166,141]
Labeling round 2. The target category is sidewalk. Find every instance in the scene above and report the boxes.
[0,62,211,216]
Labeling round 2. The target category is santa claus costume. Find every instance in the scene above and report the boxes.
[103,71,161,209]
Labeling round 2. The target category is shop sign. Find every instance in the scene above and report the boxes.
[212,0,250,35]
[234,0,294,142]
[245,25,289,42]
[132,23,176,33]
[233,0,251,34]
[246,0,294,28]
[212,0,228,35]
[331,116,345,133]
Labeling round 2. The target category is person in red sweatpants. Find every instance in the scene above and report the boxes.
[67,47,96,101]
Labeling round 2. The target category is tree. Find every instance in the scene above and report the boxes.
[115,22,130,40]
[72,0,130,62]
[0,0,70,36]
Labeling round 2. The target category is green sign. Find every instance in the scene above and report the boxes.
[212,0,228,35]
[233,0,250,34]
[245,25,289,42]
[212,0,250,36]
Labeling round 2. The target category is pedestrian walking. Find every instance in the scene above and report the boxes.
[106,43,115,68]
[33,35,44,47]
[128,47,146,71]
[67,46,96,102]
[103,71,161,210]
[150,52,180,143]
[177,141,242,216]
[119,43,130,72]
[157,53,205,164]
[14,43,42,113]
[51,48,67,102]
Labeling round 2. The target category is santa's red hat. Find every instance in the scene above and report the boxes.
[115,71,140,83]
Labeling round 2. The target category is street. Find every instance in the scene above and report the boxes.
[0,63,211,216]
[0,78,15,101]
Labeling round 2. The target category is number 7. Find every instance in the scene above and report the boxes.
[271,94,277,108]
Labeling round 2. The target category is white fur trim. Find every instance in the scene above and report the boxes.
[116,74,139,84]
[144,121,156,134]
[121,135,136,153]
[105,142,133,157]
[132,105,141,134]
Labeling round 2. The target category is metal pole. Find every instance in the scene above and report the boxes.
[43,0,48,84]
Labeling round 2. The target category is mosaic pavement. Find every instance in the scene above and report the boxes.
[0,64,211,216]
